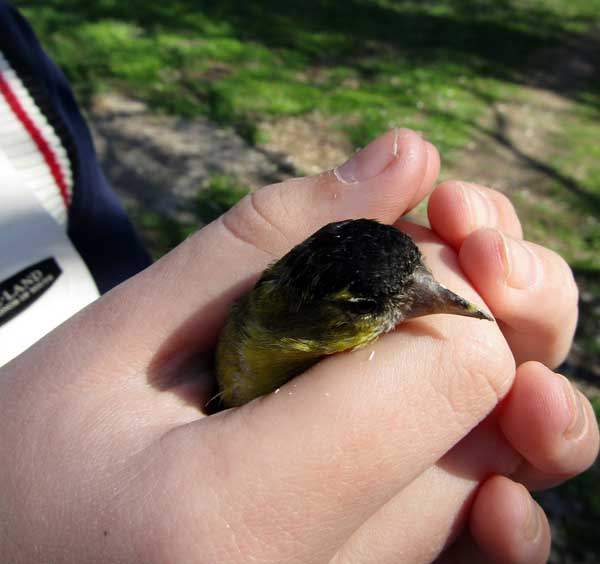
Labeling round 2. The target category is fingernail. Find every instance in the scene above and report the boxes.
[334,128,400,184]
[523,493,541,541]
[499,233,542,289]
[563,378,587,440]
[460,183,496,228]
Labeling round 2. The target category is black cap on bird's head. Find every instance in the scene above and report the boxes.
[259,219,493,324]
[271,219,420,305]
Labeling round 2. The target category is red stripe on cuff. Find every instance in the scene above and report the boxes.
[0,71,70,208]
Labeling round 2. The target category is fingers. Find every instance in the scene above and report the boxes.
[500,361,600,490]
[187,223,514,563]
[428,180,578,368]
[459,230,578,367]
[468,475,551,564]
[330,465,476,564]
[332,467,553,564]
[330,416,520,564]
[329,359,597,563]
[436,477,550,564]
[428,181,523,247]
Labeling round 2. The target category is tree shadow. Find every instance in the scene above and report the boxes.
[17,0,600,108]
[484,104,600,214]
[423,94,600,216]
[89,99,297,257]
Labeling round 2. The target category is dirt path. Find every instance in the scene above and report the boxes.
[89,93,295,220]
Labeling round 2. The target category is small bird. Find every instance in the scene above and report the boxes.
[216,219,493,407]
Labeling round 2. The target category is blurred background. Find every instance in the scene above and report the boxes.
[14,1,599,561]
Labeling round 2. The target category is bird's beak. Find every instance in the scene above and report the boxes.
[403,269,494,322]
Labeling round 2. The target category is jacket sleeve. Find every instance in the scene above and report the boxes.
[0,0,152,293]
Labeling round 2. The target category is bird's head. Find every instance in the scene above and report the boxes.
[256,219,492,342]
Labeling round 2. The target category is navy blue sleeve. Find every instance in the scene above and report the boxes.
[0,1,152,293]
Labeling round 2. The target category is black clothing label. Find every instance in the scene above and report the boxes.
[0,257,61,327]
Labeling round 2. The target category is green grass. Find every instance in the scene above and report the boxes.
[16,0,600,150]
[18,0,599,344]
[15,0,599,288]
[128,174,251,259]
[540,103,600,270]
[15,0,600,287]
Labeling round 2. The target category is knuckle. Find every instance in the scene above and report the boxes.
[220,185,291,258]
[498,191,520,220]
[536,248,579,337]
[440,330,515,427]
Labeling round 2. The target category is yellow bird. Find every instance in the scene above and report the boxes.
[216,219,492,407]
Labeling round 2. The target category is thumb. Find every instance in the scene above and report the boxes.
[37,128,437,378]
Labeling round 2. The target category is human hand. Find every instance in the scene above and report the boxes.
[421,179,599,562]
[0,130,596,563]
[337,195,597,562]
[343,176,598,563]
[429,179,579,369]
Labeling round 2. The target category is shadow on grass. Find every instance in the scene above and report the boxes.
[16,0,600,107]
[421,96,600,217]
[484,104,600,214]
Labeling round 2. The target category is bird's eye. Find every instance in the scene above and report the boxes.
[345,298,377,315]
